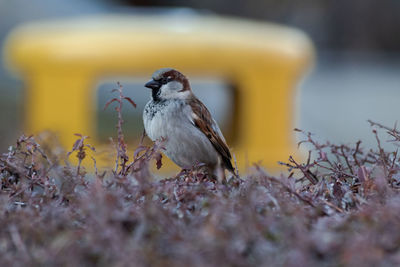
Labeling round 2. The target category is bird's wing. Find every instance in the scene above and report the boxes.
[187,98,234,172]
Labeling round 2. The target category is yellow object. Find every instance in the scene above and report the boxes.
[3,14,314,173]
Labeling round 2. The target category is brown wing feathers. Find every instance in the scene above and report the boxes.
[188,98,235,172]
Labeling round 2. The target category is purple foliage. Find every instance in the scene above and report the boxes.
[1,85,400,266]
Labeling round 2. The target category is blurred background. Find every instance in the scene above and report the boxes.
[1,0,400,153]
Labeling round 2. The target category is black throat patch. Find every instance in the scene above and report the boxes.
[152,88,161,101]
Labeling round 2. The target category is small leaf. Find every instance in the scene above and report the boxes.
[124,97,137,108]
[71,139,82,151]
[104,98,119,110]
[297,140,306,148]
[155,152,163,170]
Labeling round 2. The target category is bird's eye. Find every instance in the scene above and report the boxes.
[162,76,172,84]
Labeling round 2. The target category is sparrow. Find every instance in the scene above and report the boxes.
[142,68,235,177]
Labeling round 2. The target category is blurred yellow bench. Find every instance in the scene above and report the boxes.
[3,14,314,172]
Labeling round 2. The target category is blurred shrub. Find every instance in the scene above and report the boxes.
[1,86,400,266]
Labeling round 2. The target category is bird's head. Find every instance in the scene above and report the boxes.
[145,68,191,101]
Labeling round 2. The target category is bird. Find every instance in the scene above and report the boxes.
[142,68,235,179]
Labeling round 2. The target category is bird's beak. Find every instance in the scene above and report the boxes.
[145,80,161,90]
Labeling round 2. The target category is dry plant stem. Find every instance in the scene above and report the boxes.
[322,199,344,213]
[68,134,94,180]
[373,129,389,179]
[288,156,318,185]
[368,120,400,141]
[368,121,400,187]
[103,83,164,182]
[139,129,146,146]
[127,139,164,175]
[91,156,100,179]
[104,82,136,176]
[313,162,358,179]
[77,158,82,177]
[352,141,362,168]
[340,145,354,175]
[115,84,127,174]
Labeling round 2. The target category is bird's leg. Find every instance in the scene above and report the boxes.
[213,158,226,183]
